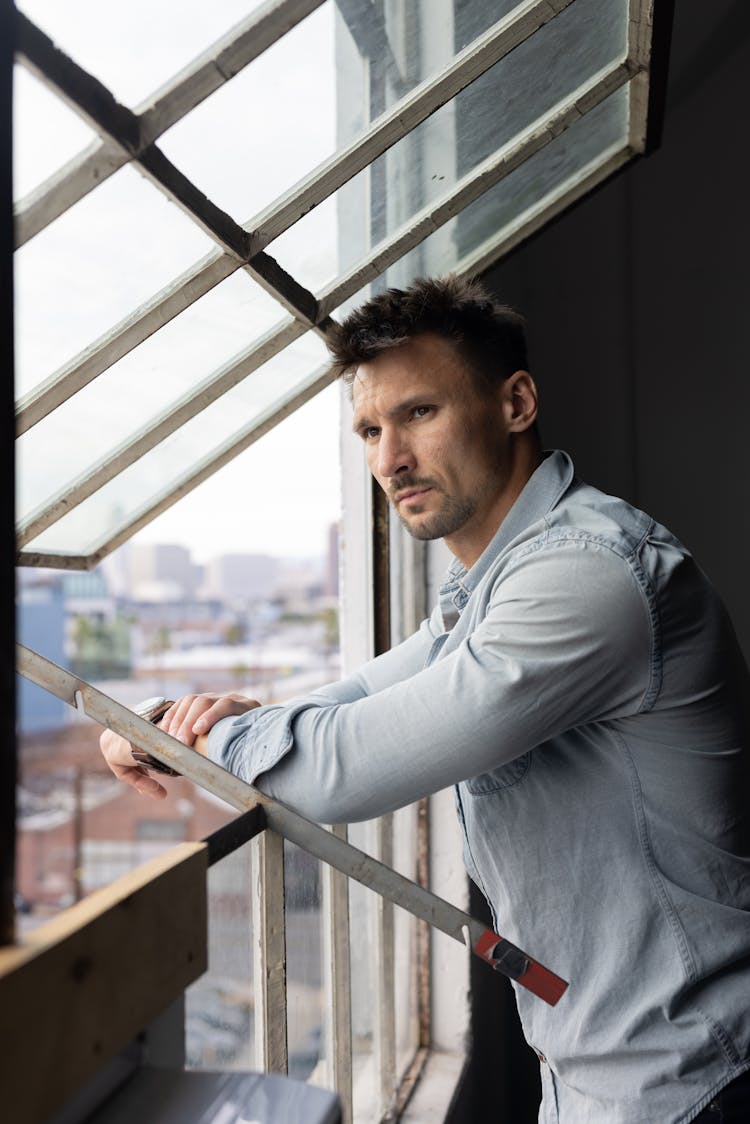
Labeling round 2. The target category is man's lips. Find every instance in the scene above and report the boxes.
[393,486,433,507]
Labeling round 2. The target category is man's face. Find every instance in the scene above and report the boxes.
[351,333,522,567]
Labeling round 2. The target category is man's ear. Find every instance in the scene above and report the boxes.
[504,370,538,433]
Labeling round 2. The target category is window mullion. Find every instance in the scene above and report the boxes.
[251,829,288,1074]
[374,814,396,1116]
[322,824,353,1124]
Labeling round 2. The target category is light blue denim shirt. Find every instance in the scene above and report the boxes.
[208,451,750,1123]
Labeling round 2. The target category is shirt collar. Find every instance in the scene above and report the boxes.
[446,449,576,596]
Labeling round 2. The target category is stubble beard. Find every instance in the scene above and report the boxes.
[391,483,478,542]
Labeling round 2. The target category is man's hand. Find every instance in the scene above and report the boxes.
[99,693,261,800]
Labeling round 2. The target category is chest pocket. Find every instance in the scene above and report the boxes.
[463,751,532,794]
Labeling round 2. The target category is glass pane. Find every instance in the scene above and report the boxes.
[159,3,337,224]
[14,164,215,399]
[454,0,531,50]
[13,65,98,201]
[413,84,630,281]
[16,274,287,525]
[17,0,270,110]
[21,337,335,558]
[186,841,255,1069]
[285,840,325,1082]
[332,85,628,311]
[270,0,627,292]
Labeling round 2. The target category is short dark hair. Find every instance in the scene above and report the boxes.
[326,275,528,393]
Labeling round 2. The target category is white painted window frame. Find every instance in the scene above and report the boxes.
[14,0,655,565]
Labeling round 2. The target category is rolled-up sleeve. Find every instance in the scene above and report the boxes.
[208,539,653,823]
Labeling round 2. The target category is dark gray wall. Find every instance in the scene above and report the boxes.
[483,0,750,656]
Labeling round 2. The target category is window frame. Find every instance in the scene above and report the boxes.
[13,0,662,569]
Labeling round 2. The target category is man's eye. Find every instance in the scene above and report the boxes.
[364,427,380,440]
[412,406,431,418]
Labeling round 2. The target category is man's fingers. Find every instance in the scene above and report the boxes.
[162,696,198,740]
[190,695,259,735]
[165,693,260,744]
[100,728,169,798]
[106,760,168,799]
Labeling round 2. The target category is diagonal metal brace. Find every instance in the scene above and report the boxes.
[17,643,568,1006]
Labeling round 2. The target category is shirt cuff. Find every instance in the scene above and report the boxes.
[204,702,310,785]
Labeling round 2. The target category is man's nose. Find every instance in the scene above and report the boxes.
[376,428,415,479]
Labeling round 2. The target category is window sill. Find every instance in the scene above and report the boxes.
[400,1050,465,1123]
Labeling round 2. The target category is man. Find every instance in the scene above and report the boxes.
[101,276,750,1122]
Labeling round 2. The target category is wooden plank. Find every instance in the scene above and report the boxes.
[0,843,208,1124]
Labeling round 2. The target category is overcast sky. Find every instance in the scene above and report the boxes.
[14,0,345,564]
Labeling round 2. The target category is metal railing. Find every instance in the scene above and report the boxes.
[16,643,568,1120]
